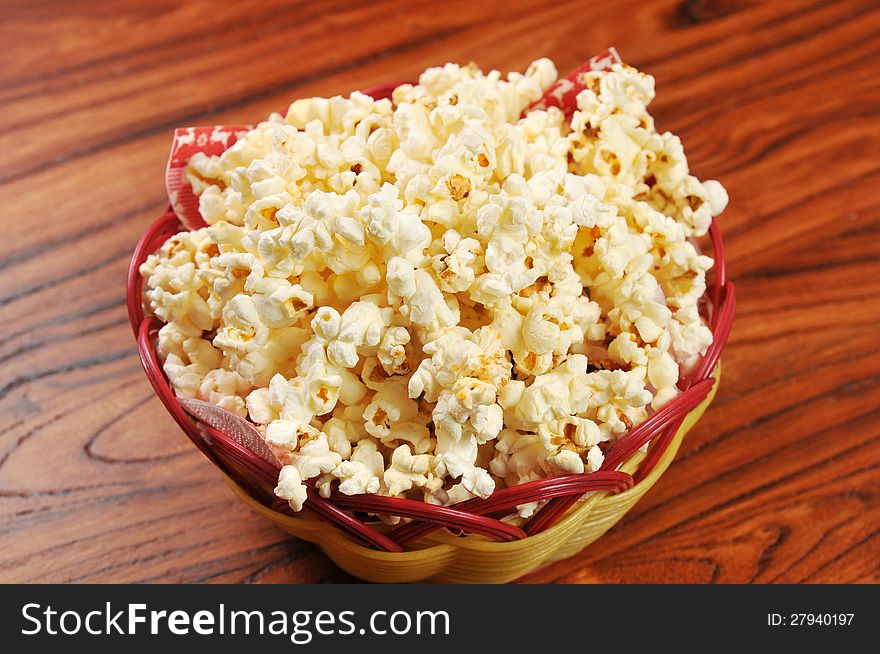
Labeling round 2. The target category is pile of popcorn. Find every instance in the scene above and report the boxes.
[141,58,727,518]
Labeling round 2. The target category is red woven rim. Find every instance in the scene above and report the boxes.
[126,82,736,551]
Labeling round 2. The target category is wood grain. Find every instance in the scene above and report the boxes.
[1,0,878,584]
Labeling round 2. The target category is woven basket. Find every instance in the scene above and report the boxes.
[126,64,736,583]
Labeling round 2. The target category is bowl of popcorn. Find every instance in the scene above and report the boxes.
[128,48,735,583]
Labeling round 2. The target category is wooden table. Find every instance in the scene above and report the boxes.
[2,0,878,584]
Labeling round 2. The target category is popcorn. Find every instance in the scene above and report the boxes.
[143,56,725,515]
[384,445,443,497]
[430,230,481,293]
[288,432,343,481]
[433,431,496,500]
[140,229,220,331]
[377,325,412,375]
[515,355,592,428]
[265,419,300,448]
[275,465,308,512]
[324,298,390,369]
[198,368,250,417]
[364,379,433,454]
[333,439,384,496]
[363,183,431,258]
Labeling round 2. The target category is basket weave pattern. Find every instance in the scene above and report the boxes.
[126,75,736,583]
